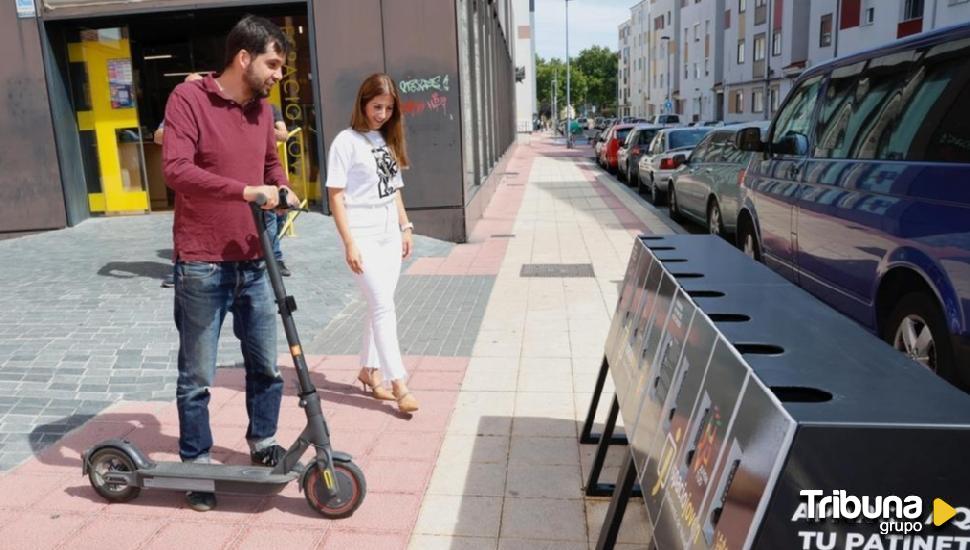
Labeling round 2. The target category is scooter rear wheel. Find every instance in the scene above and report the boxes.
[303,461,366,519]
[88,448,141,502]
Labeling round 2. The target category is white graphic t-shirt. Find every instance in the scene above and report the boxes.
[325,129,404,206]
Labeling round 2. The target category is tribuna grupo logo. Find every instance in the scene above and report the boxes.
[795,490,926,535]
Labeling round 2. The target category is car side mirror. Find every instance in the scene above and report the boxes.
[736,127,765,152]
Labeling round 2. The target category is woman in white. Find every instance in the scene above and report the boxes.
[326,73,419,414]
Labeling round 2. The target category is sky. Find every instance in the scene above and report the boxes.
[533,0,631,60]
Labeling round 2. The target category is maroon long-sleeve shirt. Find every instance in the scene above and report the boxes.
[162,75,288,261]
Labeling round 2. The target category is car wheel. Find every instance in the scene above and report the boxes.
[738,220,761,262]
[707,200,726,238]
[618,162,626,182]
[668,182,683,222]
[883,292,956,384]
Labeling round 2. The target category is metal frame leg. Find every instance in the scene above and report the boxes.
[585,396,642,498]
[580,356,629,446]
[594,453,639,550]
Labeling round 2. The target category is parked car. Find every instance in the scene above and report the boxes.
[667,121,769,236]
[637,127,712,204]
[734,23,970,386]
[598,123,638,173]
[616,124,662,185]
[649,114,682,126]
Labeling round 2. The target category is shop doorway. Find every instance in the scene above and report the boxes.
[51,6,321,216]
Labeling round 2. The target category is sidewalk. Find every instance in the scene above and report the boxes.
[0,134,681,549]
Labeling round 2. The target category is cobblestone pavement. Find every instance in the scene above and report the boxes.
[0,210,457,470]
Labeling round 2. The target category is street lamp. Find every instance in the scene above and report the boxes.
[660,35,671,114]
[565,0,572,148]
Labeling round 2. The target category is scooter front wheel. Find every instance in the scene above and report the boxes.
[88,448,141,502]
[303,461,366,519]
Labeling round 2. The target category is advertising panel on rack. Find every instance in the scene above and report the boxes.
[704,376,795,550]
[628,288,697,456]
[630,311,720,499]
[619,272,680,428]
[605,241,647,363]
[606,246,659,380]
[646,337,749,549]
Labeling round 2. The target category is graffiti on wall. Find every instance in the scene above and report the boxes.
[398,75,450,94]
[398,74,453,119]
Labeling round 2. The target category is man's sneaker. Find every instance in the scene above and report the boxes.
[161,275,175,288]
[251,444,286,467]
[278,261,292,277]
[186,491,216,512]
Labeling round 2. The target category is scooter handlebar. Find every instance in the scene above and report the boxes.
[251,188,302,210]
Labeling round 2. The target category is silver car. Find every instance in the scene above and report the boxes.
[668,122,770,238]
[637,127,712,205]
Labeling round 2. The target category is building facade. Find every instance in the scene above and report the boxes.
[679,0,725,123]
[722,0,810,123]
[810,0,970,69]
[618,19,633,116]
[513,0,537,133]
[629,1,650,117]
[646,0,680,117]
[1,0,518,243]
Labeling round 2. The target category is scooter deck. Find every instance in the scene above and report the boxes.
[139,462,302,495]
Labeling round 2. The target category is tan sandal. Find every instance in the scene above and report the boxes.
[393,386,420,413]
[357,368,394,401]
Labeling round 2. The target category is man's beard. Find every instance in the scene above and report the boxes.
[245,65,270,98]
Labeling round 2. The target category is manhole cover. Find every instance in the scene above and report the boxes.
[520,263,596,278]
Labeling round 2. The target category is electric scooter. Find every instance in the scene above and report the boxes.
[82,190,366,518]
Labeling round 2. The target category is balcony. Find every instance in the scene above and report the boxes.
[897,17,923,38]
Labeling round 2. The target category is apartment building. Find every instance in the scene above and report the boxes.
[630,1,651,117]
[679,0,726,122]
[621,0,970,124]
[618,19,633,116]
[647,0,680,116]
[809,0,970,68]
[722,0,810,123]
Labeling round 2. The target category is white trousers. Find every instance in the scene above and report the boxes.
[347,201,407,382]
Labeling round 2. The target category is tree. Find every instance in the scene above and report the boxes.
[535,47,617,118]
[573,46,618,113]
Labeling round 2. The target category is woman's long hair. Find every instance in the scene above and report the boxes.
[350,73,410,169]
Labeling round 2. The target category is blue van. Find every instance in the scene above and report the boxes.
[735,23,970,386]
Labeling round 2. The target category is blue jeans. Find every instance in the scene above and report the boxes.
[263,211,285,262]
[174,260,282,461]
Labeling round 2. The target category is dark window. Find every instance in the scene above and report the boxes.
[617,128,633,142]
[820,14,833,47]
[903,0,924,20]
[813,38,970,163]
[772,32,782,56]
[754,34,766,62]
[739,0,746,13]
[640,129,659,144]
[669,129,711,149]
[738,39,746,63]
[770,76,822,157]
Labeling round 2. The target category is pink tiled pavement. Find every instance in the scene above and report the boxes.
[0,136,546,549]
[0,354,467,550]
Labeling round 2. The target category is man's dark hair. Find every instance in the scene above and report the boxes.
[223,15,289,69]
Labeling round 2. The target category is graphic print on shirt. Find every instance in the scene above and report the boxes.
[371,145,399,199]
